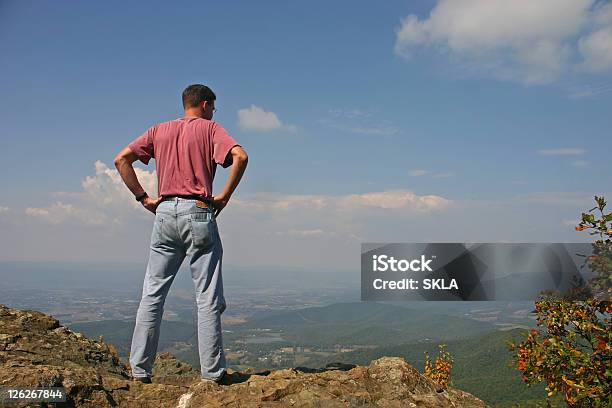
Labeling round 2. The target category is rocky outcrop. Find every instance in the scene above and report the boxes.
[0,304,489,407]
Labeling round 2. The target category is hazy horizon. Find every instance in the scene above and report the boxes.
[1,1,611,271]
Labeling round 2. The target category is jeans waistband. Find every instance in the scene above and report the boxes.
[160,196,214,212]
[162,195,212,202]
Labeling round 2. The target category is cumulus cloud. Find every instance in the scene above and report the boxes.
[538,148,586,156]
[26,161,157,226]
[217,189,452,268]
[24,202,106,225]
[8,160,455,267]
[8,161,605,269]
[579,26,612,72]
[394,0,612,84]
[4,163,608,269]
[21,161,451,250]
[220,190,607,268]
[237,105,296,132]
[81,160,157,207]
[343,190,451,211]
[232,190,451,213]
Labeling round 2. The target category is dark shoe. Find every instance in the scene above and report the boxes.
[133,376,152,384]
[200,370,227,385]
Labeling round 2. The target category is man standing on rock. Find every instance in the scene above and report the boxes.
[114,84,248,384]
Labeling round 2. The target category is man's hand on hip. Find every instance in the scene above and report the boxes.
[142,196,163,214]
[211,195,229,217]
[212,146,248,218]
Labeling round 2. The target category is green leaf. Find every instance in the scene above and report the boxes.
[582,213,596,224]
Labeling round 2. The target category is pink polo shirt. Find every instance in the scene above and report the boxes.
[128,117,240,199]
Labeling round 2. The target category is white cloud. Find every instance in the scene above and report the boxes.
[276,229,328,237]
[318,110,400,136]
[232,190,451,213]
[395,0,612,84]
[579,26,612,72]
[409,170,452,178]
[25,207,49,217]
[78,160,157,208]
[26,161,157,226]
[592,1,612,25]
[409,169,428,177]
[25,202,107,225]
[237,105,296,132]
[580,1,612,71]
[343,190,451,211]
[322,121,400,136]
[8,164,453,266]
[219,190,452,268]
[566,81,612,98]
[19,161,451,256]
[340,125,399,136]
[328,108,370,119]
[538,148,586,156]
[4,183,608,269]
[7,161,608,269]
[571,160,590,167]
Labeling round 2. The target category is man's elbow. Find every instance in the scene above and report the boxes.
[233,148,249,165]
[238,151,248,164]
[114,147,137,169]
[113,155,125,169]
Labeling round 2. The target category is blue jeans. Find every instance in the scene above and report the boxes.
[129,197,226,381]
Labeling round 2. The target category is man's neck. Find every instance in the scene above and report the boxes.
[183,109,203,119]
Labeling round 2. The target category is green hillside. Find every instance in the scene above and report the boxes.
[301,328,566,407]
[244,302,496,346]
[67,304,563,406]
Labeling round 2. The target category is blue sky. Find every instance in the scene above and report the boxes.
[0,1,611,268]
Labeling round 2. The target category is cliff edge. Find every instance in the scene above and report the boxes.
[0,304,489,407]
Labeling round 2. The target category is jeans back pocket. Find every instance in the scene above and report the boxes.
[151,216,164,247]
[189,212,214,249]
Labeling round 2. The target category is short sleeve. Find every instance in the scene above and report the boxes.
[212,123,240,168]
[128,126,156,165]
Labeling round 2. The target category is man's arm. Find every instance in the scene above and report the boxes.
[212,146,248,217]
[114,146,161,213]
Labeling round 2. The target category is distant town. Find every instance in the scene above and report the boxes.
[0,278,536,372]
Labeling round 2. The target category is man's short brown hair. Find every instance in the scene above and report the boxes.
[182,84,216,109]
